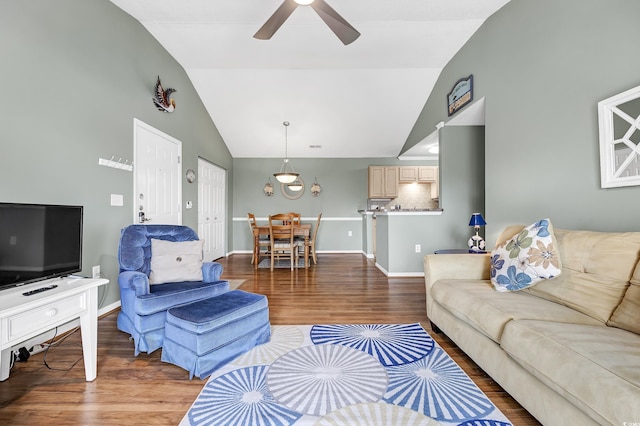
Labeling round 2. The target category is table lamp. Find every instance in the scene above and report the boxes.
[468,213,487,252]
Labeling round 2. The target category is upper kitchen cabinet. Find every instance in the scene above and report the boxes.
[369,166,398,198]
[431,172,439,199]
[399,166,438,182]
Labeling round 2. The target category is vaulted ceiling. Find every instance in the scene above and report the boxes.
[109,0,509,158]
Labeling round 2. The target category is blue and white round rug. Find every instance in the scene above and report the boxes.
[182,324,512,426]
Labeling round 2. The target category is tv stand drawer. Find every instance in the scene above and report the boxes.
[3,293,87,344]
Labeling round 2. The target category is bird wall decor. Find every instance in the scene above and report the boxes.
[152,76,176,113]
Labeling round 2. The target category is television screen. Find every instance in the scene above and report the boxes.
[0,203,83,291]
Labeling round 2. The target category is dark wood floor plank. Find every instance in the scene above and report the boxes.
[0,254,540,425]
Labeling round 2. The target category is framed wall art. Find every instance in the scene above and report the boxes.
[447,75,473,116]
[598,84,640,188]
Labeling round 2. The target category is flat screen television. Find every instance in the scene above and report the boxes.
[0,202,83,291]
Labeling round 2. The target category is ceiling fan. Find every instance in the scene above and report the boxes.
[254,0,360,45]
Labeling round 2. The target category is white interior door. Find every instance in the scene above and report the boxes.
[133,119,182,225]
[198,158,226,260]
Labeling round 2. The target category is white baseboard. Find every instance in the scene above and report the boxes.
[375,262,425,277]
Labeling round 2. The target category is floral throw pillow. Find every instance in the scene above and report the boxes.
[490,219,562,292]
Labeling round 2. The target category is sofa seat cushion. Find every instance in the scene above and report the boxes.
[431,280,601,343]
[134,280,229,316]
[501,320,640,425]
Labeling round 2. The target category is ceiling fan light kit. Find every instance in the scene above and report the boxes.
[254,0,360,45]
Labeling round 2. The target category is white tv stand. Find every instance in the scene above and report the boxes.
[0,277,109,381]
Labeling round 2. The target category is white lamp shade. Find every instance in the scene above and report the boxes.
[274,172,299,184]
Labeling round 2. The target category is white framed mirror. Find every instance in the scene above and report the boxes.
[598,84,640,188]
[280,177,305,200]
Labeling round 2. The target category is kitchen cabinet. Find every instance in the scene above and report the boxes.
[399,166,438,182]
[368,166,398,198]
[419,166,438,182]
[399,167,418,182]
[431,174,439,199]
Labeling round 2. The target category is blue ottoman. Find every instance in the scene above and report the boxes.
[161,290,271,379]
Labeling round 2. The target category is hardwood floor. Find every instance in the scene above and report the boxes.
[0,254,540,425]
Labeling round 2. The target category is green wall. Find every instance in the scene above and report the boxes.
[403,0,640,245]
[376,126,485,275]
[0,0,232,309]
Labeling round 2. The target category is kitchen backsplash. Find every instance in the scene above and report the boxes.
[369,183,439,210]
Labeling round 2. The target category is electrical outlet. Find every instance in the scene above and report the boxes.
[415,244,421,253]
[92,265,101,278]
[348,230,353,237]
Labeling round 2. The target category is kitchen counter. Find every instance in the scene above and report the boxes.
[376,209,442,215]
[358,209,443,216]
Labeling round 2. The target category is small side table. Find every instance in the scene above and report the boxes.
[434,249,487,254]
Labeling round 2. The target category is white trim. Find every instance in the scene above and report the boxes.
[375,262,425,277]
[386,272,425,277]
[227,249,362,256]
[375,210,443,216]
[375,262,389,275]
[99,300,121,317]
[232,216,362,222]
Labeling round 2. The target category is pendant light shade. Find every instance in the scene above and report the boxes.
[287,178,303,191]
[274,121,299,184]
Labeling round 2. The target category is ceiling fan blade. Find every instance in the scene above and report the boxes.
[310,0,360,45]
[254,0,298,40]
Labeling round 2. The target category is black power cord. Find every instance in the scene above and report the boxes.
[42,326,83,371]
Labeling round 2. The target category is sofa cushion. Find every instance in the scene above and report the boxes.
[431,279,600,343]
[522,229,640,323]
[149,239,204,284]
[501,320,640,425]
[490,219,562,292]
[608,269,640,334]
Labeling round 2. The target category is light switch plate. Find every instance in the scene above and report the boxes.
[110,194,124,206]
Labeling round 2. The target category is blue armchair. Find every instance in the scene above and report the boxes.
[117,224,229,355]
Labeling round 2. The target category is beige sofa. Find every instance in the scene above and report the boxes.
[424,226,640,426]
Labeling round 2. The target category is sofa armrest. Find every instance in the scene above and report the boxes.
[424,253,491,319]
[202,261,224,283]
[118,270,151,296]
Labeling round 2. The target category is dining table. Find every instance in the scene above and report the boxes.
[252,223,312,269]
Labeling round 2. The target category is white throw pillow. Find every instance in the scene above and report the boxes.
[149,239,204,285]
[490,218,562,292]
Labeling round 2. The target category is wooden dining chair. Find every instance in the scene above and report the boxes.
[268,213,299,271]
[287,212,301,224]
[248,213,270,265]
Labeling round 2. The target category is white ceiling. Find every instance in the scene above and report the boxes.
[109,0,509,158]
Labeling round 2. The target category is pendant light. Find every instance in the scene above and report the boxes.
[287,178,303,191]
[274,121,299,184]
